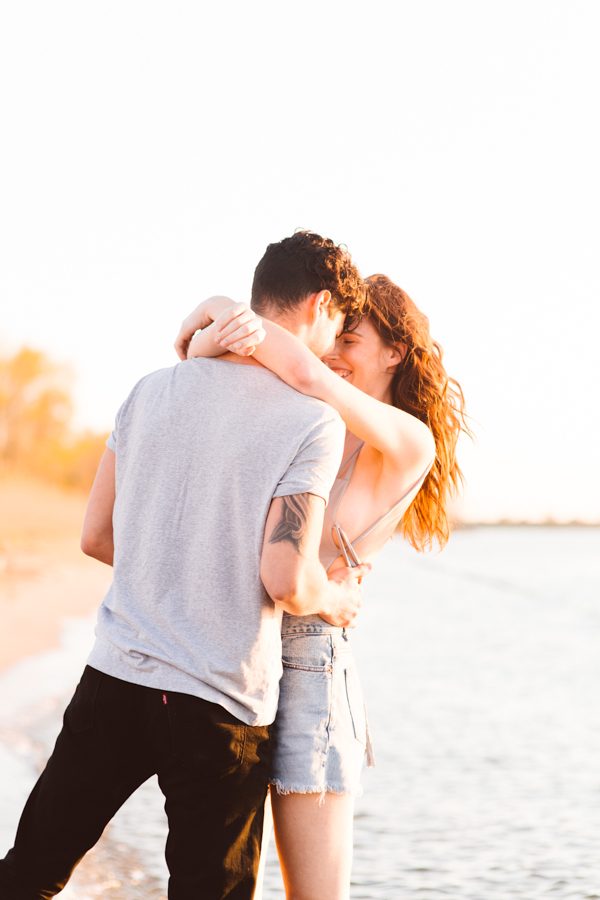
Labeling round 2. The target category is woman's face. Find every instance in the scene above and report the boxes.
[322,317,404,402]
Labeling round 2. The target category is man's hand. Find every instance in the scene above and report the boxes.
[318,563,371,628]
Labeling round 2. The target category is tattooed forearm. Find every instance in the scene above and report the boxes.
[269,494,310,553]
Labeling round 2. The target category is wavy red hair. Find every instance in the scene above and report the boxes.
[350,275,470,551]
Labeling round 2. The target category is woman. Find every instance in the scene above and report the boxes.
[175,275,468,899]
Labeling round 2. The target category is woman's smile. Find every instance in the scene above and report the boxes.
[328,365,352,379]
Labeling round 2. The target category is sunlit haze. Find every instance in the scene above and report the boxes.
[1,1,599,523]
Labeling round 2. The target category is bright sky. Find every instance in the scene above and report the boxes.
[1,1,599,523]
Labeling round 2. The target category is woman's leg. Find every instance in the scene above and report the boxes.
[271,792,354,900]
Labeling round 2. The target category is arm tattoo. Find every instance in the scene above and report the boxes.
[269,494,310,553]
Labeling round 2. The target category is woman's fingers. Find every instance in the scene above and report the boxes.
[220,318,263,347]
[174,326,191,360]
[175,316,204,360]
[225,326,267,356]
[215,303,254,340]
[216,307,259,343]
[328,562,371,583]
[174,306,215,359]
[216,305,264,353]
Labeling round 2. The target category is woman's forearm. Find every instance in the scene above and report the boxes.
[250,320,329,396]
[250,321,435,468]
[187,322,225,359]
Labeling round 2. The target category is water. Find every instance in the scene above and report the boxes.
[1,527,599,899]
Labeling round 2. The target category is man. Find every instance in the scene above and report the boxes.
[0,232,368,899]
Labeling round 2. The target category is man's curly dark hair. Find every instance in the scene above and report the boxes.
[251,230,366,320]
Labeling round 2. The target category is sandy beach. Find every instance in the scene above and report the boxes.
[0,474,112,671]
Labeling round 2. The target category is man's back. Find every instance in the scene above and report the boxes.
[88,357,345,725]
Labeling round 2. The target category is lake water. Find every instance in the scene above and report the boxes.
[1,527,599,899]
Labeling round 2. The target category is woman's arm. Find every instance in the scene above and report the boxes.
[209,307,436,478]
[174,296,265,360]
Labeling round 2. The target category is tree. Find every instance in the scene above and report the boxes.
[0,347,106,489]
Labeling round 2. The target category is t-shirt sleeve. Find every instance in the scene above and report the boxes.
[273,413,345,505]
[104,373,152,453]
[106,399,126,452]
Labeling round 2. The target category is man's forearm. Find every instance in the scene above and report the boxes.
[81,536,114,566]
[278,561,347,619]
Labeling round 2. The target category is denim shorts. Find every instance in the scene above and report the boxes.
[270,617,373,797]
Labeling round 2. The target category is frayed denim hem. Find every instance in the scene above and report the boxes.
[269,779,363,806]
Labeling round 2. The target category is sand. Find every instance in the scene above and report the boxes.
[0,474,112,671]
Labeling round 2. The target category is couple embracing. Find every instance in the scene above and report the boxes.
[0,231,467,899]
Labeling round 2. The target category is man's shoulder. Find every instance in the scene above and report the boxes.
[130,362,179,389]
[266,378,343,427]
[121,359,343,434]
[294,393,343,426]
[200,359,341,421]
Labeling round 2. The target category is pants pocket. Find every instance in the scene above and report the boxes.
[63,666,102,733]
[171,696,250,778]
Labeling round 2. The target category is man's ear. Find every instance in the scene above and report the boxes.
[307,290,332,322]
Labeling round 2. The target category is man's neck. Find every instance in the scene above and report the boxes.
[217,352,264,367]
[267,310,304,339]
[215,310,307,367]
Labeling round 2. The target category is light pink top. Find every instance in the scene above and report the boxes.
[320,432,432,570]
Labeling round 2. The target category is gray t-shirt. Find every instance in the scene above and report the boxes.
[88,357,345,725]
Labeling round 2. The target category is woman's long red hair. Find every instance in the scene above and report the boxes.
[357,275,470,551]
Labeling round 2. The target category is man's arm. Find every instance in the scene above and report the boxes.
[80,449,116,566]
[260,493,369,627]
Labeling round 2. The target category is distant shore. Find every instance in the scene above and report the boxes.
[454,520,600,529]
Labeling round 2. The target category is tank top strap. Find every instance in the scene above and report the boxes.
[328,435,365,522]
[336,435,364,480]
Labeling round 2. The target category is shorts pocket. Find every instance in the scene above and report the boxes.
[282,660,333,673]
[63,666,102,733]
[344,666,367,746]
[282,634,333,673]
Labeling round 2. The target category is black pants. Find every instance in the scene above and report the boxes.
[0,666,271,899]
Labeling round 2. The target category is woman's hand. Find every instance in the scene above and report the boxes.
[213,303,266,358]
[175,297,267,361]
[318,562,371,628]
[174,296,237,360]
